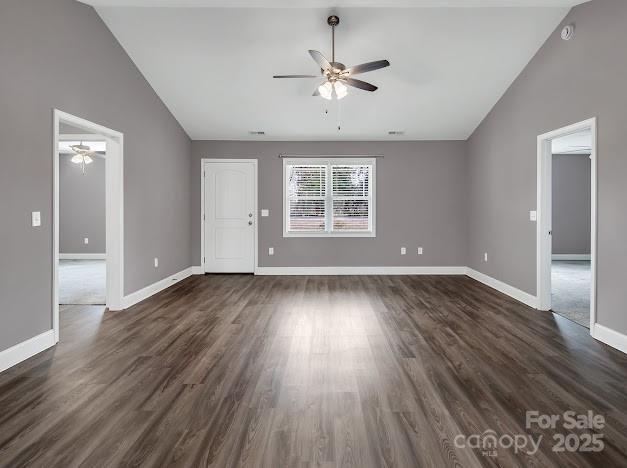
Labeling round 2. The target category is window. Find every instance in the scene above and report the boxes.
[283,158,376,237]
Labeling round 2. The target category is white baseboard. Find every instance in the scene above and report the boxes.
[0,329,55,373]
[592,324,627,354]
[552,254,591,261]
[254,266,467,276]
[60,253,106,260]
[465,268,539,309]
[123,267,193,309]
[191,266,204,275]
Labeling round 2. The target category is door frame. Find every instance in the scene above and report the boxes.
[53,109,124,343]
[536,117,597,332]
[200,158,258,273]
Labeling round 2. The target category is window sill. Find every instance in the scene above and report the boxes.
[283,231,376,238]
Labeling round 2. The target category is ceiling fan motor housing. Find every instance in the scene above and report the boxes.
[327,15,340,27]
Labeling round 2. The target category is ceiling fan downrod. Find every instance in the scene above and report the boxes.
[328,15,339,63]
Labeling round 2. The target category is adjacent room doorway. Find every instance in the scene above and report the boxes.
[53,110,124,343]
[58,131,107,306]
[537,118,597,332]
[201,159,257,273]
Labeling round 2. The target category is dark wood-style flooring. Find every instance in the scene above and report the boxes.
[1,274,626,467]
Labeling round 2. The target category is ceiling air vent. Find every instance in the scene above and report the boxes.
[249,131,265,135]
[388,131,404,136]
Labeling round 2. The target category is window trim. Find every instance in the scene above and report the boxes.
[282,157,376,238]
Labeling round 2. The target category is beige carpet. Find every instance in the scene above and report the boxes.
[59,259,106,305]
[551,260,590,328]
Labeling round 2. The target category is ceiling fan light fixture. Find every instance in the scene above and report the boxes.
[84,155,93,164]
[71,154,83,164]
[273,15,389,100]
[318,81,333,100]
[334,81,348,99]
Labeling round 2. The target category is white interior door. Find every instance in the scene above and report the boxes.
[203,161,256,273]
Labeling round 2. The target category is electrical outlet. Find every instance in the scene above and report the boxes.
[154,257,159,268]
[401,247,406,255]
[268,247,274,256]
[529,210,537,221]
[417,247,423,255]
[484,252,488,262]
[261,209,269,217]
[31,211,41,227]
[84,237,89,245]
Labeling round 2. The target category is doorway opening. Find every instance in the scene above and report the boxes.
[537,118,597,332]
[53,110,124,343]
[58,130,107,306]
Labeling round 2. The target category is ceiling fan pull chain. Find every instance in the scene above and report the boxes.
[337,99,341,131]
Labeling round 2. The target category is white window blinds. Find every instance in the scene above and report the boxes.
[284,158,375,237]
[287,165,326,233]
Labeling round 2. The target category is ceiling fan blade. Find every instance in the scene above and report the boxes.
[273,74,319,78]
[342,78,378,92]
[345,59,390,76]
[308,50,332,70]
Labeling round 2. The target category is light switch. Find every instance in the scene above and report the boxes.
[401,247,406,255]
[261,209,269,217]
[529,210,537,222]
[31,211,41,227]
[154,257,159,268]
[268,247,274,256]
[84,237,89,245]
[484,252,488,262]
[418,247,423,255]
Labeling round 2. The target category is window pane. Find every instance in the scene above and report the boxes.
[333,199,370,231]
[289,199,326,232]
[288,165,326,198]
[332,165,369,197]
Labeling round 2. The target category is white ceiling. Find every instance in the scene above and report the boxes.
[552,129,592,154]
[91,4,576,140]
[84,1,588,7]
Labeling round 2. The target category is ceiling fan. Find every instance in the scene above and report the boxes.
[69,142,95,174]
[273,15,390,100]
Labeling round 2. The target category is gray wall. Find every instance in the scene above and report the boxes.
[467,0,627,334]
[552,154,591,255]
[0,0,192,351]
[59,153,106,254]
[191,141,468,268]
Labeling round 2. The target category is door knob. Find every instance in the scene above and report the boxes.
[248,221,253,226]
[249,213,253,217]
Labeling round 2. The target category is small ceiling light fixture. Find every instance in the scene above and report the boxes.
[388,130,405,135]
[69,142,95,174]
[249,130,266,135]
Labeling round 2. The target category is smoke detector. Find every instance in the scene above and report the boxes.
[561,24,575,41]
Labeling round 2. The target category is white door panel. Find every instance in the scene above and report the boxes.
[204,161,255,272]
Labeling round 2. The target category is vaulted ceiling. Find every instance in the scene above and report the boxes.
[82,1,588,140]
